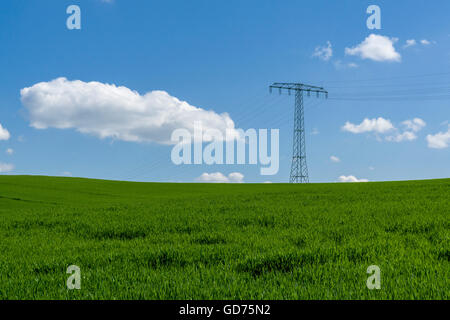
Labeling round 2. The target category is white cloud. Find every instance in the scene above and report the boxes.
[61,171,73,177]
[385,131,417,142]
[338,175,369,183]
[334,60,359,70]
[403,39,417,48]
[330,155,340,163]
[402,118,426,132]
[404,39,433,48]
[311,128,320,135]
[228,172,244,183]
[345,34,401,62]
[343,117,425,143]
[20,78,238,145]
[385,118,425,142]
[195,172,244,183]
[6,148,13,155]
[369,166,375,171]
[312,41,333,61]
[342,117,394,134]
[0,123,10,140]
[426,127,450,149]
[0,163,14,173]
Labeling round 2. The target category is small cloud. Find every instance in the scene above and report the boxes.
[0,123,10,141]
[338,175,369,183]
[311,128,320,135]
[6,148,13,155]
[345,34,401,62]
[312,41,333,61]
[404,39,433,48]
[334,60,359,70]
[385,118,425,142]
[426,126,450,149]
[401,118,426,132]
[61,171,73,177]
[330,155,340,163]
[263,181,272,183]
[403,39,417,48]
[369,166,375,171]
[0,163,14,173]
[342,117,394,134]
[385,131,417,142]
[195,172,244,183]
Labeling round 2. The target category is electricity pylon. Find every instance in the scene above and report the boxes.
[270,83,328,183]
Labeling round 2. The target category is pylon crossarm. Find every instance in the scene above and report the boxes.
[270,83,327,94]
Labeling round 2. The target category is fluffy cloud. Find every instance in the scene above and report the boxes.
[0,163,14,173]
[420,39,431,45]
[312,41,333,61]
[20,78,238,145]
[330,155,340,163]
[345,34,401,62]
[426,127,450,149]
[6,148,13,155]
[343,117,426,143]
[385,118,426,142]
[338,175,369,183]
[342,117,394,134]
[0,123,10,140]
[402,118,426,132]
[195,172,244,183]
[385,131,417,142]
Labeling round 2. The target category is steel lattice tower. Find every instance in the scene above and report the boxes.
[270,83,328,183]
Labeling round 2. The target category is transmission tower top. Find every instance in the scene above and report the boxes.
[270,82,328,98]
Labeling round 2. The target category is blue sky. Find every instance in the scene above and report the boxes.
[0,0,449,183]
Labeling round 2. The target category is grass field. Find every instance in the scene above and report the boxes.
[0,175,448,299]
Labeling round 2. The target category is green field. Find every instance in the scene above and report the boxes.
[0,175,448,299]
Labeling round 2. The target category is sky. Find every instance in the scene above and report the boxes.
[0,0,449,183]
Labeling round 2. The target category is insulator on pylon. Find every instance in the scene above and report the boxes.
[279,88,281,95]
[325,92,328,99]
[307,90,310,97]
[288,89,291,95]
[269,87,272,94]
[316,91,319,98]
